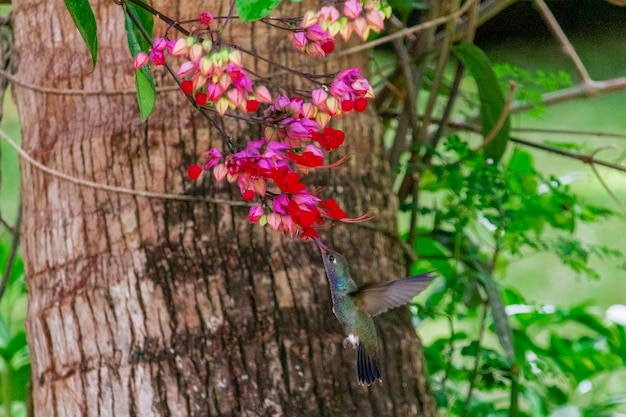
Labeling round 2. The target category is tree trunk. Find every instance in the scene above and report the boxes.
[13,0,435,415]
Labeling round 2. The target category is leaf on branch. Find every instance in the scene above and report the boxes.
[452,42,511,162]
[123,1,154,57]
[124,1,155,121]
[236,0,282,22]
[64,0,98,69]
[135,67,155,122]
[479,272,515,361]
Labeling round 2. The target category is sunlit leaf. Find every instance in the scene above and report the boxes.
[236,0,282,22]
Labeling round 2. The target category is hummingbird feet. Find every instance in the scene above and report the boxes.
[344,334,359,349]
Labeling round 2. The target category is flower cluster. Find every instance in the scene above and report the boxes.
[134,7,386,239]
[135,35,272,116]
[289,0,391,57]
[190,134,360,238]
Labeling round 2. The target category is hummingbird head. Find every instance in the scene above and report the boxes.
[313,238,350,278]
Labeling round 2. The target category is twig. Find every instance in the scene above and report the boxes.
[510,77,626,115]
[533,0,592,84]
[0,214,14,234]
[0,67,180,96]
[512,127,626,139]
[509,136,626,173]
[0,128,252,207]
[0,201,21,302]
[589,161,626,214]
[462,302,488,417]
[442,119,626,173]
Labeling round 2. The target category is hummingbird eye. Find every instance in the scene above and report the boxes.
[328,255,335,263]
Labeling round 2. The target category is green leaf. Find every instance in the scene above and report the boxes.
[64,0,98,69]
[123,1,154,57]
[479,272,515,361]
[135,67,155,122]
[452,42,511,161]
[0,315,10,347]
[236,0,282,22]
[0,331,27,363]
[124,1,155,121]
[507,149,537,196]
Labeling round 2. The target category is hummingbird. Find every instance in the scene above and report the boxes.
[313,238,436,385]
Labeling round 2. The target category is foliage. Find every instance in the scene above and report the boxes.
[410,139,624,415]
[492,64,573,118]
[380,2,625,416]
[452,42,510,161]
[0,244,29,417]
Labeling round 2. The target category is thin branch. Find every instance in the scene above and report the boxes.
[0,201,21,302]
[534,0,592,84]
[0,214,14,234]
[512,126,626,140]
[462,302,489,417]
[589,162,626,214]
[443,119,626,173]
[0,128,252,207]
[509,136,626,173]
[510,77,626,115]
[0,67,180,96]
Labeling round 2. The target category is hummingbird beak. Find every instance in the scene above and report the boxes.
[312,237,329,254]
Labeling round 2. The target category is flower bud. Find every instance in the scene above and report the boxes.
[134,52,149,69]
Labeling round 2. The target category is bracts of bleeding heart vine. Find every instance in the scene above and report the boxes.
[132,0,391,239]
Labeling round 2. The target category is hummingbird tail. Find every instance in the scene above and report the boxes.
[357,342,381,385]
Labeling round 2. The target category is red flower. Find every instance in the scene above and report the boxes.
[187,164,202,180]
[311,127,346,151]
[287,201,322,232]
[181,80,193,94]
[321,40,335,54]
[246,99,260,112]
[271,168,307,193]
[195,92,208,105]
[355,97,368,112]
[242,189,255,201]
[341,100,354,112]
[320,198,347,220]
[285,151,324,167]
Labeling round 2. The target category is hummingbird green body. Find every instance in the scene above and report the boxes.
[314,238,436,385]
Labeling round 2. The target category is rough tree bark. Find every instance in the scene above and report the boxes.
[13,0,436,415]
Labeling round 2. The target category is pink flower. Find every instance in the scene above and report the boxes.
[290,32,308,51]
[199,11,214,26]
[213,164,227,182]
[254,86,272,104]
[353,17,369,40]
[248,205,264,223]
[318,6,340,23]
[366,10,385,33]
[152,38,167,51]
[203,148,223,169]
[177,61,196,77]
[167,38,189,57]
[134,52,149,69]
[311,88,328,107]
[273,194,290,214]
[300,10,318,29]
[343,0,363,20]
[149,50,165,66]
[306,24,328,42]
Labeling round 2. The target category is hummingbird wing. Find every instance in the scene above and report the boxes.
[350,271,437,317]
